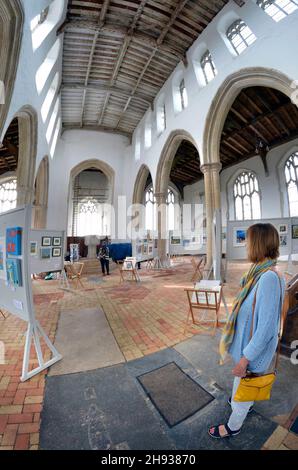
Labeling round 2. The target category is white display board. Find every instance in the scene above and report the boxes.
[29,229,65,274]
[226,217,294,261]
[0,206,62,381]
[213,209,222,281]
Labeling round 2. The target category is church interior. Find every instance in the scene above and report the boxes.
[0,0,298,452]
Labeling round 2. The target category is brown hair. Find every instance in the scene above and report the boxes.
[247,223,280,263]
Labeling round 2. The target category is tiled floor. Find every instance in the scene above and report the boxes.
[0,257,297,450]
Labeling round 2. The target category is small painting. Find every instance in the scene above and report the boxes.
[40,247,51,259]
[53,237,61,246]
[124,260,133,270]
[42,236,52,247]
[143,244,148,255]
[170,236,181,245]
[52,247,61,257]
[278,224,287,234]
[292,225,298,239]
[233,228,247,247]
[280,234,287,247]
[30,241,38,256]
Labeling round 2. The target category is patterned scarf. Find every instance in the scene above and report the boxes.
[219,258,276,364]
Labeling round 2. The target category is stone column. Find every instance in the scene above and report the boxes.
[200,162,222,269]
[154,192,168,264]
[32,203,47,229]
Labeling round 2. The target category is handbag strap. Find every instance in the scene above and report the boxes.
[249,268,284,372]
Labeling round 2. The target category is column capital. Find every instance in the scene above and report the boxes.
[200,162,222,174]
[154,192,167,203]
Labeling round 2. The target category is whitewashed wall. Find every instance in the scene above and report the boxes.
[0,0,66,180]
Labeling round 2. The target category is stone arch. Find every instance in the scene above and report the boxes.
[0,0,23,138]
[14,106,38,206]
[203,67,294,166]
[70,159,115,203]
[132,164,152,205]
[68,159,115,237]
[155,129,200,195]
[33,156,49,229]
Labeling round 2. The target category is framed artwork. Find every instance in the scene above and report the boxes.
[233,228,247,247]
[6,227,22,256]
[292,225,298,239]
[279,234,287,247]
[278,224,287,234]
[30,241,38,256]
[124,260,133,270]
[148,245,153,254]
[40,247,51,259]
[143,244,148,255]
[42,236,52,247]
[52,247,61,257]
[154,239,158,249]
[6,258,22,287]
[53,237,61,246]
[170,236,181,245]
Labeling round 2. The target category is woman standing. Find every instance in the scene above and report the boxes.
[209,223,285,438]
[98,241,110,276]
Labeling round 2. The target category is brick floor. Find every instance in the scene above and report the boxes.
[0,257,296,450]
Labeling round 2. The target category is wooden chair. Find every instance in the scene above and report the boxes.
[191,256,205,282]
[65,262,84,289]
[184,280,223,335]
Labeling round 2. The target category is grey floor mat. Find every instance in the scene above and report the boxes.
[137,362,214,427]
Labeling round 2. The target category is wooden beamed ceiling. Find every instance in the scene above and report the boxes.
[220,86,298,169]
[0,119,19,177]
[170,139,201,190]
[60,0,229,136]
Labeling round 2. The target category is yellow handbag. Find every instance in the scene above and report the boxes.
[234,271,288,402]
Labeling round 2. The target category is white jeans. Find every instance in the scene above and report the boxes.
[227,377,254,431]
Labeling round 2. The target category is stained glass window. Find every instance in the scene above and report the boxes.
[0,179,17,213]
[285,152,298,216]
[234,172,261,220]
[227,20,257,55]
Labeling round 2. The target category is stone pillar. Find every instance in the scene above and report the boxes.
[200,162,222,269]
[32,203,47,229]
[154,192,167,264]
[17,184,35,206]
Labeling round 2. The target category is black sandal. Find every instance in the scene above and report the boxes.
[208,423,241,439]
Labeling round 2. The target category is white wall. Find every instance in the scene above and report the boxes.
[125,0,298,199]
[0,0,66,179]
[47,130,130,240]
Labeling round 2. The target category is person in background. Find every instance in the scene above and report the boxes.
[98,241,110,276]
[208,223,285,439]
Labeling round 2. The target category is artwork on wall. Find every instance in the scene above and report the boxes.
[143,244,148,255]
[6,227,22,256]
[233,228,247,247]
[6,258,22,287]
[280,234,287,247]
[154,239,158,249]
[42,236,52,247]
[183,239,190,247]
[148,245,153,254]
[278,224,287,234]
[0,237,6,280]
[52,247,61,257]
[40,247,51,260]
[292,225,298,239]
[53,237,61,246]
[170,236,181,245]
[30,241,38,256]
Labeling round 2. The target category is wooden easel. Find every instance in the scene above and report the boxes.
[0,309,6,319]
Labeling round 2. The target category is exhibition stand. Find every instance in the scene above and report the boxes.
[0,205,63,381]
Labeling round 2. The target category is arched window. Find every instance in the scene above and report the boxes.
[179,79,188,110]
[233,171,261,220]
[0,179,17,213]
[200,50,217,85]
[31,0,64,51]
[157,103,166,134]
[285,152,298,216]
[226,20,256,55]
[135,131,141,160]
[35,38,61,94]
[145,187,156,231]
[257,0,298,22]
[41,72,59,122]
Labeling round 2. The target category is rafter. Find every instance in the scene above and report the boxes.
[61,83,153,105]
[62,124,131,139]
[115,0,190,129]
